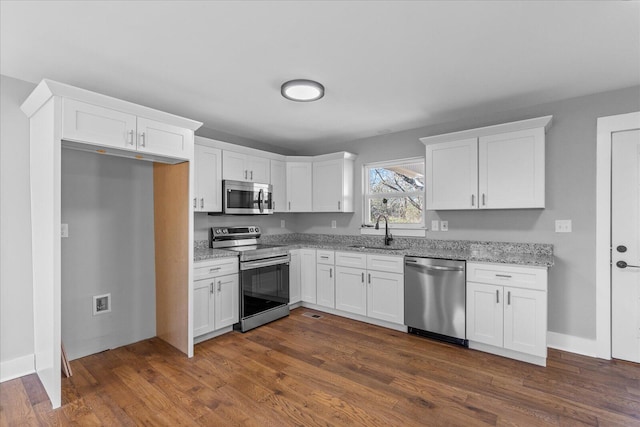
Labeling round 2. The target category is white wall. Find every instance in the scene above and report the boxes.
[0,75,36,381]
[61,149,156,360]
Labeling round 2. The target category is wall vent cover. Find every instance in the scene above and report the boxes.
[93,293,111,315]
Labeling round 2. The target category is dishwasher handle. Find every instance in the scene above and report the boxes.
[405,258,464,272]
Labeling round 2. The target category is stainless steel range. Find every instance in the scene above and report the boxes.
[210,226,290,332]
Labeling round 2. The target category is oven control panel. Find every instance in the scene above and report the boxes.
[211,226,260,240]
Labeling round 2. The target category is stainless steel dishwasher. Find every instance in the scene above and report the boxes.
[404,257,467,346]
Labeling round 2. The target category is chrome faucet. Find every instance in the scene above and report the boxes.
[375,215,393,246]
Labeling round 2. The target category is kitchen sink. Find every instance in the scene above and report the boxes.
[348,245,408,251]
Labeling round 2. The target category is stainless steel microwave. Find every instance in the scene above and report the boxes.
[223,180,274,214]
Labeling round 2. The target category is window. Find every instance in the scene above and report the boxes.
[363,157,425,227]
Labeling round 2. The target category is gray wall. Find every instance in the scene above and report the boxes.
[61,149,157,360]
[0,75,35,371]
[293,86,640,340]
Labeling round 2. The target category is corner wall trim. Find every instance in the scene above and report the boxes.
[547,332,597,358]
[0,354,35,383]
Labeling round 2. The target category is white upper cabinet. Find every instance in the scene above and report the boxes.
[421,116,552,210]
[478,128,545,209]
[426,138,478,210]
[222,150,270,183]
[194,144,222,212]
[270,159,287,213]
[286,161,313,212]
[62,98,193,160]
[312,156,355,212]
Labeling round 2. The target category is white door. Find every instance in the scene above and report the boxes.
[270,159,287,213]
[193,279,215,337]
[313,159,343,212]
[425,138,478,210]
[503,287,547,357]
[316,264,335,308]
[286,162,313,212]
[367,271,404,324]
[300,249,317,303]
[335,266,367,316]
[466,282,504,347]
[247,155,270,183]
[194,145,222,212]
[222,151,248,181]
[612,129,640,362]
[136,117,190,160]
[215,274,239,329]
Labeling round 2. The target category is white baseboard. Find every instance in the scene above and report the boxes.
[0,354,35,383]
[547,331,597,358]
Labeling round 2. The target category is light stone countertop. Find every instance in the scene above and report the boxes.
[194,234,554,267]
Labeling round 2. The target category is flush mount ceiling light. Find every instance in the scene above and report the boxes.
[281,79,325,102]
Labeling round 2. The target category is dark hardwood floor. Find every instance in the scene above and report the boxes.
[2,308,640,426]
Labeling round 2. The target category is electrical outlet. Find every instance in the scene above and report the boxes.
[440,221,449,231]
[555,219,572,233]
[431,220,439,231]
[61,223,69,238]
[93,293,111,315]
[280,219,285,228]
[331,220,337,229]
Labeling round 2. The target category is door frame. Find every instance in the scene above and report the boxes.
[595,111,640,359]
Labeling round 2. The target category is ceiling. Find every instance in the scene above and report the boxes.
[1,1,639,152]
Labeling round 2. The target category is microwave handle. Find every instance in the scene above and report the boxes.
[258,188,264,213]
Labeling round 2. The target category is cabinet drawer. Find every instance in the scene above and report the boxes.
[335,251,367,269]
[367,254,404,274]
[194,257,239,280]
[316,250,335,265]
[467,262,547,291]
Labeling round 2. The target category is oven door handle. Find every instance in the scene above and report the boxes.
[240,254,291,270]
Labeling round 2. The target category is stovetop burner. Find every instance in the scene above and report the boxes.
[210,226,288,262]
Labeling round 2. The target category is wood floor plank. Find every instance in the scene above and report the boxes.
[5,307,640,426]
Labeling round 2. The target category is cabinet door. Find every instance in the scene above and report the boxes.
[247,155,270,183]
[316,264,335,309]
[478,128,545,209]
[503,287,547,357]
[367,271,404,324]
[214,274,239,330]
[193,278,215,337]
[289,250,302,304]
[425,138,478,210]
[62,98,137,150]
[335,266,367,316]
[222,151,248,181]
[313,159,343,212]
[270,160,287,213]
[137,117,191,160]
[300,249,317,303]
[194,145,222,212]
[286,162,312,212]
[466,282,503,347]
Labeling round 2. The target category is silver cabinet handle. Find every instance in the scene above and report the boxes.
[361,272,365,283]
[209,267,221,273]
[496,289,499,303]
[495,274,512,278]
[289,201,291,211]
[139,132,146,147]
[127,130,135,145]
[200,198,204,209]
[471,194,475,207]
[507,291,511,305]
[338,201,341,210]
[193,198,197,208]
[329,268,332,278]
[320,256,329,259]
[210,283,214,294]
[244,170,248,179]
[250,170,253,180]
[273,201,276,211]
[368,273,371,284]
[218,281,222,292]
[482,193,486,206]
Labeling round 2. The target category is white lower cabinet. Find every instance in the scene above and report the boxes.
[193,258,239,338]
[334,252,404,325]
[300,249,317,303]
[316,250,335,308]
[466,262,548,365]
[289,250,302,304]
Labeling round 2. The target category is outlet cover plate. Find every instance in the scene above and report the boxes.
[61,223,68,238]
[555,219,572,233]
[93,293,111,315]
[440,221,449,231]
[431,220,439,231]
[331,220,337,229]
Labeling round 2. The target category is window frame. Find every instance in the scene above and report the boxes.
[362,156,426,229]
